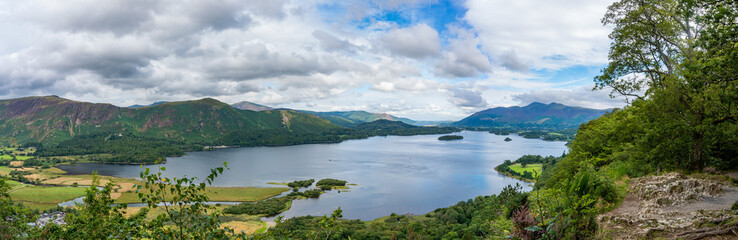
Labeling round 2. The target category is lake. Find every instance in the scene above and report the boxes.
[58,131,567,220]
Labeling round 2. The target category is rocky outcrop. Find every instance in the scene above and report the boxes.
[599,173,738,239]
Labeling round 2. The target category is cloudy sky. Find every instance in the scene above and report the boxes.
[0,0,626,120]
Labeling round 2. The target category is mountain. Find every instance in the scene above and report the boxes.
[127,101,169,108]
[0,96,339,144]
[231,101,273,111]
[453,102,610,129]
[353,119,458,136]
[298,110,416,127]
[230,100,419,127]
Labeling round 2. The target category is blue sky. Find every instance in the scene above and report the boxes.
[0,0,624,120]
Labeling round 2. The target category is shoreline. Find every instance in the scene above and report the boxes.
[493,165,535,183]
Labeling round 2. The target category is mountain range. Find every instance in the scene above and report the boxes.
[0,96,610,146]
[0,96,338,145]
[452,102,610,129]
[230,101,417,127]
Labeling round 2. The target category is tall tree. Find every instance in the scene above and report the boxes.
[596,0,738,170]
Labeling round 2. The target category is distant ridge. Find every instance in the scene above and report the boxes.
[453,102,610,129]
[128,101,169,108]
[298,110,416,127]
[229,100,419,127]
[231,101,274,111]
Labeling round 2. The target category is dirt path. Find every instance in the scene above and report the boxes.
[599,173,738,239]
[7,183,26,193]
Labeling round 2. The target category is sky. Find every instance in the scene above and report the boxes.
[0,0,627,120]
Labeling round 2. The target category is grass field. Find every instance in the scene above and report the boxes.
[6,179,24,189]
[115,186,288,203]
[0,166,12,176]
[122,206,269,235]
[9,185,87,204]
[0,146,36,161]
[508,163,542,178]
[0,155,33,160]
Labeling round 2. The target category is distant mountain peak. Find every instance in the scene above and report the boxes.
[127,101,169,108]
[454,102,610,129]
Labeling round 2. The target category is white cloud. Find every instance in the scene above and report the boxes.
[465,0,613,70]
[512,85,628,109]
[449,88,488,108]
[434,27,492,78]
[381,23,441,58]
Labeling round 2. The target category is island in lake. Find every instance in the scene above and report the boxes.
[438,135,463,141]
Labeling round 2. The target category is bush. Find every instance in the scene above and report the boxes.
[302,189,322,198]
[511,206,542,240]
[438,135,463,141]
[287,179,314,188]
[316,178,346,187]
[224,197,291,216]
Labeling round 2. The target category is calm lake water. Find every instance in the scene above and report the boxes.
[58,131,567,220]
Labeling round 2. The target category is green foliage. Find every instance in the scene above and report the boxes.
[217,120,456,148]
[438,135,463,141]
[353,119,458,136]
[136,163,236,239]
[223,190,325,216]
[497,155,561,181]
[35,174,148,239]
[316,178,347,187]
[223,196,292,216]
[36,132,197,164]
[216,129,344,147]
[0,177,35,239]
[595,0,738,171]
[287,179,314,188]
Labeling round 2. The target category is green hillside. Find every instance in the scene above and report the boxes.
[0,96,339,145]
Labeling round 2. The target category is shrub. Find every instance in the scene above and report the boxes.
[511,206,542,240]
[316,178,346,187]
[287,179,314,188]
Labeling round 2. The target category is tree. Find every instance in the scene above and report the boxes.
[0,177,34,238]
[43,174,148,239]
[136,162,239,239]
[596,0,738,171]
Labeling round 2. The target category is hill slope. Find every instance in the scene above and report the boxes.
[298,110,416,127]
[453,102,610,129]
[229,100,418,127]
[0,96,339,144]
